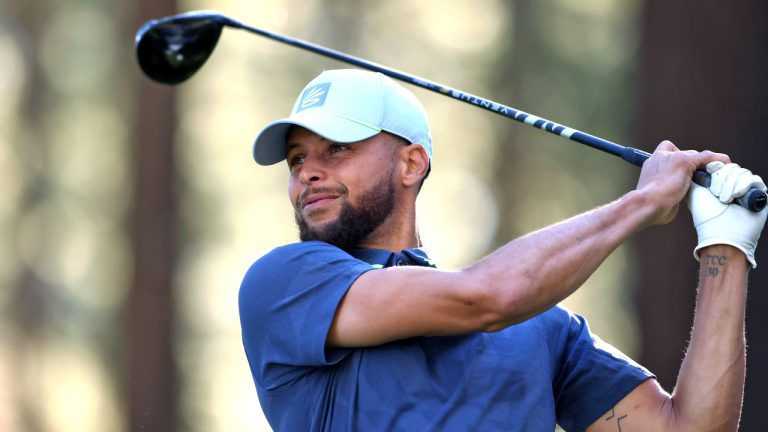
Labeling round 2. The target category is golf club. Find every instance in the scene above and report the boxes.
[135,10,767,212]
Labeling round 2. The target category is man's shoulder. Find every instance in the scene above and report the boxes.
[528,305,590,352]
[534,304,576,327]
[253,241,351,268]
[263,240,345,258]
[239,240,373,317]
[243,241,372,285]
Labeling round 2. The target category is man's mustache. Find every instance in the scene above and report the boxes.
[296,186,348,208]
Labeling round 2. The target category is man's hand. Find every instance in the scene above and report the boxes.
[687,162,768,268]
[636,141,729,226]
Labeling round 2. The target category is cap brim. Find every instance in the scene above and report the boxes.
[252,112,381,165]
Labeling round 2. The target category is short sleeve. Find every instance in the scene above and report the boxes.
[239,241,374,391]
[541,306,654,431]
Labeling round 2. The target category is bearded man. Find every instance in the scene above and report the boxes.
[239,69,767,431]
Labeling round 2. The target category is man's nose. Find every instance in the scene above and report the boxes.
[299,154,326,184]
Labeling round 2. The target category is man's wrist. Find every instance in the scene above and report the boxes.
[622,188,663,230]
[697,244,750,272]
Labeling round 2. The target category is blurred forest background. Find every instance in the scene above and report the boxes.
[1,0,767,430]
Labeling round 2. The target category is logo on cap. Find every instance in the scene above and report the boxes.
[296,82,331,113]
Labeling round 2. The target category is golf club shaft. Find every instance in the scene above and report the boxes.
[152,13,767,211]
[222,17,649,166]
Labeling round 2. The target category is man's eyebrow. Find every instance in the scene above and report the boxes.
[286,142,302,154]
[285,137,332,154]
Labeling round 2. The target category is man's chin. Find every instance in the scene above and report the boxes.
[297,217,338,243]
[300,204,340,223]
[299,214,336,232]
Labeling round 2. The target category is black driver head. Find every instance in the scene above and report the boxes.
[135,11,230,85]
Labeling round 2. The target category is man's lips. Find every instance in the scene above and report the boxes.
[301,193,340,211]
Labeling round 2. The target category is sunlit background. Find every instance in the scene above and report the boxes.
[3,0,768,430]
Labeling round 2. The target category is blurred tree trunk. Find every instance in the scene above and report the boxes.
[12,3,49,431]
[488,1,536,244]
[636,1,768,428]
[128,0,178,430]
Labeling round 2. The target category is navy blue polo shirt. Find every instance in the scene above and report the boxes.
[239,241,652,431]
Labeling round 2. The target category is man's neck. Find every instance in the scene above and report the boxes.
[357,235,420,253]
[358,196,421,252]
[357,220,421,252]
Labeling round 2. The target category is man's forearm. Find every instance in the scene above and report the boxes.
[670,245,748,431]
[467,189,658,326]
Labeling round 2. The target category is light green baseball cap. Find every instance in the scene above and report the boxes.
[253,69,432,165]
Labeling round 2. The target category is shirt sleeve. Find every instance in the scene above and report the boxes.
[238,241,374,391]
[542,306,655,432]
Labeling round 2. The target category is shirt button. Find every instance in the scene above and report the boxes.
[396,259,406,266]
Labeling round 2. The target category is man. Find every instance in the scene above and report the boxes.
[239,69,767,431]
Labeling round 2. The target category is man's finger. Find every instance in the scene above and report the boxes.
[655,140,679,152]
[706,161,725,174]
[696,150,730,168]
[710,164,742,202]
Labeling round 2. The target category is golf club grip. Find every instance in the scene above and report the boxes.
[627,148,766,212]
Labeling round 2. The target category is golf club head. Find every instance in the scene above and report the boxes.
[135,11,231,85]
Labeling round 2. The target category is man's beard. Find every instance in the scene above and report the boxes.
[295,170,396,250]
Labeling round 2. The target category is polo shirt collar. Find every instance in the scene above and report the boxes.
[347,247,437,269]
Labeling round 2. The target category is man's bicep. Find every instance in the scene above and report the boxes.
[326,266,495,348]
[587,379,676,432]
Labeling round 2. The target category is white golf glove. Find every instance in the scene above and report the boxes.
[687,162,768,268]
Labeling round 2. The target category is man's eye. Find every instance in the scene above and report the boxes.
[330,144,348,154]
[289,156,304,169]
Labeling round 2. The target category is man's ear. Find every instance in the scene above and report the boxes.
[400,144,430,188]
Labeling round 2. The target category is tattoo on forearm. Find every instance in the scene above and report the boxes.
[705,254,727,278]
[604,408,628,431]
